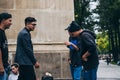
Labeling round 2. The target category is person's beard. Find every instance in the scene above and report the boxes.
[4,25,11,29]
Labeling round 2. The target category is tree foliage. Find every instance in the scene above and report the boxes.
[74,0,97,31]
[95,0,120,62]
[74,0,120,62]
[96,32,109,54]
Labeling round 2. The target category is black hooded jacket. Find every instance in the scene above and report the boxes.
[79,29,99,70]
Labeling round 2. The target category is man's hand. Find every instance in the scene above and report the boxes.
[82,51,90,61]
[0,68,4,75]
[82,55,88,61]
[64,41,71,46]
[34,61,40,68]
[68,58,71,64]
[0,49,4,75]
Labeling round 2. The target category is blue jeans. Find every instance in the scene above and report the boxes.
[83,66,98,80]
[0,70,7,80]
[70,64,82,80]
[0,66,10,80]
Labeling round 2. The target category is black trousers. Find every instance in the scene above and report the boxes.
[18,65,36,80]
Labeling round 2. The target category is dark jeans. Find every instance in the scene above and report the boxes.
[82,66,98,80]
[18,65,36,80]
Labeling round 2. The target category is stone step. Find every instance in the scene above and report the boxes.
[54,78,120,80]
[97,78,120,80]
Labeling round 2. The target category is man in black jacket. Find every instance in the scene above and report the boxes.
[66,21,99,80]
[14,17,40,80]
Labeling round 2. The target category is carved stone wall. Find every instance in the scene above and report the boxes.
[0,0,74,43]
[0,0,74,79]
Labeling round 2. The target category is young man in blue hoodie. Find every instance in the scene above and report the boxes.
[65,31,82,80]
[65,21,99,80]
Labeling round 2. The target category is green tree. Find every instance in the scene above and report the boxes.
[96,32,109,54]
[74,0,97,31]
[95,0,120,62]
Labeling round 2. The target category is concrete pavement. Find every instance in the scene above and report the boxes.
[55,60,120,80]
[97,60,120,80]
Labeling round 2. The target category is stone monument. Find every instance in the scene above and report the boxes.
[0,0,74,79]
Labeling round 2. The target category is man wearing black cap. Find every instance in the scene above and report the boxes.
[0,12,12,80]
[65,21,99,80]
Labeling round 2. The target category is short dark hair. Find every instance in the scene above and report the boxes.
[11,63,19,68]
[25,17,37,25]
[0,12,12,23]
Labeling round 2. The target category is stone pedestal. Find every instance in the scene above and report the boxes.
[9,43,71,79]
